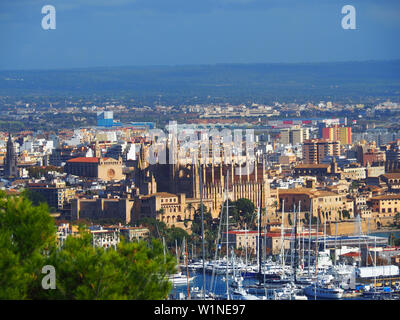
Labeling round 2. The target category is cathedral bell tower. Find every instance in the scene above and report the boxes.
[5,133,17,178]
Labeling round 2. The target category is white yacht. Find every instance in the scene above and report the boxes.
[231,277,260,300]
[168,272,195,286]
[304,282,344,299]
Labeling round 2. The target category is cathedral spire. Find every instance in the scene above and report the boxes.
[5,132,17,178]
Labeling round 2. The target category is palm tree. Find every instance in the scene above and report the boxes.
[186,203,194,220]
[272,200,279,217]
[394,212,400,227]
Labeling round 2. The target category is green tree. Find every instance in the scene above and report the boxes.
[394,212,400,227]
[0,191,56,299]
[234,198,256,228]
[136,217,168,239]
[21,189,47,207]
[36,233,176,300]
[191,205,218,259]
[304,212,309,224]
[0,192,176,300]
[342,210,350,219]
[165,227,189,248]
[288,213,292,226]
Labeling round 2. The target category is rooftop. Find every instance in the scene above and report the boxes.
[67,157,99,163]
[370,194,400,201]
[295,164,330,169]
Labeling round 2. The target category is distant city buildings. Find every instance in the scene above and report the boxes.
[97,111,114,127]
[321,125,352,145]
[279,126,309,145]
[302,139,340,164]
[1,99,400,248]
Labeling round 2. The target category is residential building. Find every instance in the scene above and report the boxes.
[302,139,340,164]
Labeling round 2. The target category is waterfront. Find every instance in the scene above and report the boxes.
[169,270,391,300]
[370,230,400,240]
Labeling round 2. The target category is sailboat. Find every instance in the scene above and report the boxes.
[303,212,343,299]
[169,239,196,286]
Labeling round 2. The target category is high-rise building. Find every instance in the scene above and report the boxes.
[321,126,352,145]
[97,111,114,127]
[302,139,340,164]
[280,127,309,145]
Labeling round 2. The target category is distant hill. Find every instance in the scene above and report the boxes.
[0,60,399,104]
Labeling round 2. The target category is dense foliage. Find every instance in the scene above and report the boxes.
[0,191,176,300]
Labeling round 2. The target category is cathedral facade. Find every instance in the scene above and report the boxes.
[134,143,275,219]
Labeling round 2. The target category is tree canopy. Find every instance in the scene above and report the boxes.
[0,191,176,300]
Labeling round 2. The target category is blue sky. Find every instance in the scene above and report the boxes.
[0,0,399,70]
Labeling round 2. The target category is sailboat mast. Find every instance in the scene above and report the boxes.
[314,211,319,301]
[225,171,229,300]
[298,201,301,269]
[308,199,312,276]
[264,206,268,286]
[176,239,179,268]
[291,205,295,274]
[258,206,261,276]
[294,203,297,283]
[281,200,285,276]
[324,214,326,252]
[245,223,248,269]
[315,209,319,280]
[199,160,206,299]
[374,235,377,292]
[185,237,190,299]
[163,237,166,264]
[334,219,338,266]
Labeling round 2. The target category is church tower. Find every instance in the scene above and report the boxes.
[94,140,101,158]
[5,133,17,178]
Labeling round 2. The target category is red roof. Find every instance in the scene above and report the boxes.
[341,252,360,257]
[67,157,99,163]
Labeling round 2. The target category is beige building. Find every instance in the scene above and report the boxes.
[381,173,400,193]
[223,230,292,255]
[370,194,400,218]
[65,156,124,181]
[133,192,197,230]
[71,197,134,223]
[341,165,366,180]
[278,188,354,224]
[366,164,385,178]
[279,154,297,165]
[105,225,150,241]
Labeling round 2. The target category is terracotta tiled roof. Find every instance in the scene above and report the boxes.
[295,164,330,169]
[66,157,99,163]
[383,173,400,179]
[371,194,400,201]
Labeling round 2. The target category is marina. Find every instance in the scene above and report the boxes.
[167,181,400,301]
